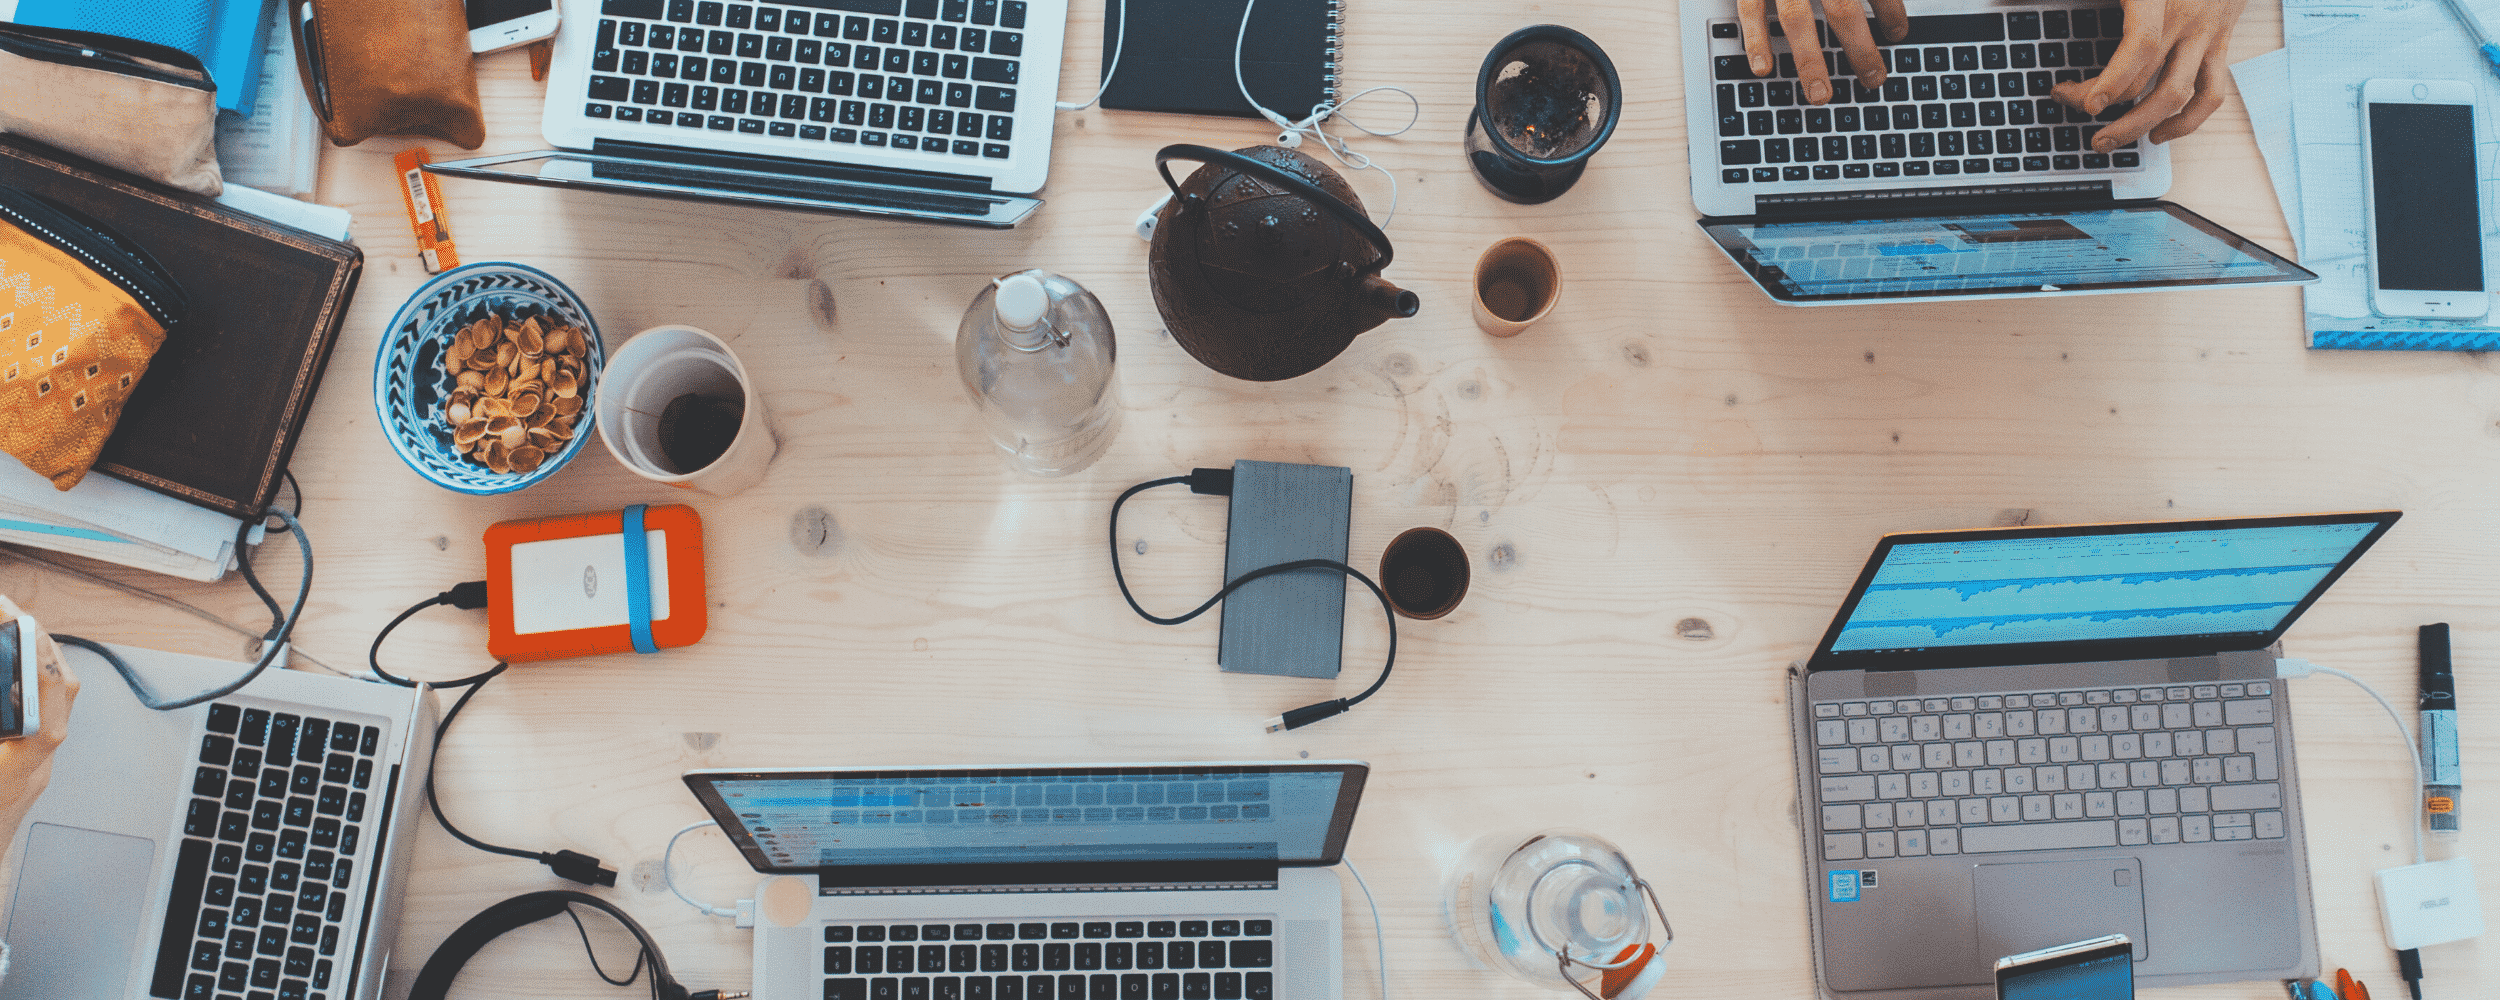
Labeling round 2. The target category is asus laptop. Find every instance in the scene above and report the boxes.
[685,760,1367,1000]
[1788,511,2399,999]
[427,0,1070,228]
[1680,0,2316,303]
[2,643,435,1000]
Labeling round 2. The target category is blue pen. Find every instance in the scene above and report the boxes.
[2441,0,2500,80]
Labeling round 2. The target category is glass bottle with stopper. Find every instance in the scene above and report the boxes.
[955,270,1120,476]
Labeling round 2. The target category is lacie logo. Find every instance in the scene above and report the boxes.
[582,566,599,598]
[2421,897,2451,910]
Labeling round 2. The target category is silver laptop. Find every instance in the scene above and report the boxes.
[1,644,434,1000]
[684,760,1367,1000]
[1788,511,2400,999]
[427,0,1069,227]
[1680,0,2316,303]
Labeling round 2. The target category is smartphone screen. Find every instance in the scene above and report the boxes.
[467,0,556,30]
[0,618,24,739]
[2369,102,2484,294]
[1997,938,2133,1000]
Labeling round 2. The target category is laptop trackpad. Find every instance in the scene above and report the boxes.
[3,823,159,1000]
[1973,859,2149,964]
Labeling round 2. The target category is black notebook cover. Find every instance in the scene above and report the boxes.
[0,135,362,519]
[1099,0,1339,121]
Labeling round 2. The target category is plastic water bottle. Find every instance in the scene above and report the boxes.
[955,270,1120,476]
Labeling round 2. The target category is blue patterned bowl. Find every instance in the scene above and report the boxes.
[372,263,604,495]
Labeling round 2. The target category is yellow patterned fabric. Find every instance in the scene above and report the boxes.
[0,219,166,490]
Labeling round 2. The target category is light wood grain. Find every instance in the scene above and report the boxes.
[6,2,2496,998]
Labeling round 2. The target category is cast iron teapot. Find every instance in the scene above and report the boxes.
[1148,144,1419,382]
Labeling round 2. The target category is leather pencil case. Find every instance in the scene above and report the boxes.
[0,24,223,196]
[288,0,485,149]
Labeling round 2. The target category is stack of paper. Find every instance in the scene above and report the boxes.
[0,459,262,582]
[2260,0,2500,351]
[215,0,322,198]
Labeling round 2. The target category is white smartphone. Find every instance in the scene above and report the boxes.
[1994,934,2133,1000]
[467,0,561,55]
[0,615,40,741]
[2361,78,2488,320]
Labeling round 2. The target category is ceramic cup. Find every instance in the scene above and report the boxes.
[1473,238,1563,337]
[1379,527,1471,620]
[594,324,778,496]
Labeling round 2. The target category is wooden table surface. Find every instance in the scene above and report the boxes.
[6,2,2496,998]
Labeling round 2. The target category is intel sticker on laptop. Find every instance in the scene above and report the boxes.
[1828,870,1861,903]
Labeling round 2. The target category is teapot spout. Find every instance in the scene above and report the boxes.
[1361,275,1420,324]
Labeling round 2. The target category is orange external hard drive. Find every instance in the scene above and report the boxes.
[485,504,706,662]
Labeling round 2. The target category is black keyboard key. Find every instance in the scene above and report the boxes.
[2043,10,2070,39]
[739,32,765,57]
[1851,134,1876,159]
[279,827,307,860]
[315,786,345,816]
[664,82,690,106]
[219,962,248,993]
[831,982,870,1000]
[1243,972,1269,1000]
[1151,974,1179,1000]
[1135,942,1163,970]
[846,16,872,39]
[1713,55,1758,81]
[1241,921,1269,937]
[268,715,299,759]
[2112,151,2139,168]
[1938,131,1963,156]
[203,733,236,766]
[2011,43,2036,69]
[1842,162,1868,178]
[2007,11,2040,40]
[742,60,769,86]
[972,85,1011,110]
[2073,9,2099,38]
[1822,135,1847,159]
[1001,1,1025,28]
[1951,46,1978,71]
[310,817,339,850]
[1768,80,1794,106]
[1044,943,1071,971]
[251,800,283,830]
[1747,110,1773,135]
[1911,77,1936,101]
[1166,942,1195,970]
[1805,107,1830,132]
[152,837,214,998]
[1776,108,1803,133]
[922,945,949,972]
[1941,75,1965,100]
[1182,974,1209,1000]
[1883,77,1908,102]
[290,765,319,796]
[1950,102,1975,127]
[1812,163,1840,179]
[1177,922,1207,938]
[991,32,1020,57]
[713,59,740,83]
[2038,42,2064,68]
[970,57,1017,85]
[1720,140,1762,165]
[319,924,339,956]
[1981,45,2007,70]
[2069,41,2097,68]
[697,1,723,24]
[1979,101,2004,126]
[1880,133,1905,158]
[208,704,241,734]
[727,3,752,28]
[829,948,855,974]
[1213,973,1239,1000]
[943,0,967,21]
[1922,48,1949,73]
[972,0,997,24]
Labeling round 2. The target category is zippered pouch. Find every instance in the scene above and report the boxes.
[0,23,223,196]
[0,183,188,491]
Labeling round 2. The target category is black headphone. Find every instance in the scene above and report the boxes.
[408,890,691,1000]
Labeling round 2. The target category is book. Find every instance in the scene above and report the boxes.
[1098,0,1340,122]
[6,0,278,115]
[0,133,362,519]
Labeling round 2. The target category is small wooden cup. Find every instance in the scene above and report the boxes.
[1473,237,1562,337]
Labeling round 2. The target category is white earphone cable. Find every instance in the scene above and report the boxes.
[1229,0,1419,228]
[664,820,741,919]
[1055,0,1129,111]
[1342,858,1389,1000]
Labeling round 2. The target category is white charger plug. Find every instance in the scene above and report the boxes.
[2377,857,2485,949]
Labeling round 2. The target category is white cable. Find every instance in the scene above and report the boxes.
[1341,859,1388,1000]
[1055,0,1129,110]
[1230,0,1420,228]
[665,820,741,919]
[2277,658,2427,865]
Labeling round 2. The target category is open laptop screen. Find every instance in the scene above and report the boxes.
[686,762,1366,875]
[1700,203,2314,303]
[1809,512,2399,671]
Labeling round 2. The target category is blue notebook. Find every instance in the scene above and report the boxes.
[11,0,275,115]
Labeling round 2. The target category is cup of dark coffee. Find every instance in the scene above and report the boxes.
[594,325,778,496]
[1379,527,1471,620]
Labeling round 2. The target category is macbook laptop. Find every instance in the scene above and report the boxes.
[426,0,1070,228]
[684,760,1367,1000]
[1,643,435,1000]
[1787,511,2400,999]
[1680,1,2317,303]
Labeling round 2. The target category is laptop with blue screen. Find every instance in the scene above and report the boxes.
[1680,0,2316,304]
[686,761,1367,1000]
[1788,512,2398,999]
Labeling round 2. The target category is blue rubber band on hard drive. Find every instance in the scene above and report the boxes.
[622,504,658,654]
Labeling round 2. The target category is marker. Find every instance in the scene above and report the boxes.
[2420,624,2461,839]
[2440,0,2500,82]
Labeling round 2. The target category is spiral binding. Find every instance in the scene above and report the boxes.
[1322,1,1342,105]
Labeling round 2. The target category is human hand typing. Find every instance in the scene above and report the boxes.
[1737,0,1910,105]
[2050,0,2249,151]
[0,595,79,846]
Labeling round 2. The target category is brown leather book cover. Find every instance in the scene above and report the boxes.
[0,134,361,518]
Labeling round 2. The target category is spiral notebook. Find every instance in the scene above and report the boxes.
[1098,0,1339,121]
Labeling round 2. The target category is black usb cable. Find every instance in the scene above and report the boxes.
[1109,467,1397,732]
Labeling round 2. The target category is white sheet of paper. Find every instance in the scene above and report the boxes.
[508,530,672,636]
[2229,48,2301,254]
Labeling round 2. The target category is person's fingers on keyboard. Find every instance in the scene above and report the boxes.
[2145,56,2231,146]
[2058,0,2168,119]
[1738,0,1780,79]
[1777,0,1836,104]
[1820,0,1894,90]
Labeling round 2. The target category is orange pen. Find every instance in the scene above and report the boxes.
[2336,968,2373,1000]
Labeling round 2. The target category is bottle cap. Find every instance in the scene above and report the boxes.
[993,274,1050,332]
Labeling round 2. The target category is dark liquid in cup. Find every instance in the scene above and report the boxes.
[1380,527,1471,620]
[657,392,744,473]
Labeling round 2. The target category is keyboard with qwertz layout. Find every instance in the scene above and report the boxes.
[822,919,1277,1000]
[1810,682,2286,861]
[584,0,1030,158]
[1705,8,2146,187]
[162,703,385,1000]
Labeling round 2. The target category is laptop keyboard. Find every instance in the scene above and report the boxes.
[1811,683,2284,861]
[157,704,383,1000]
[822,919,1277,1000]
[1708,9,2145,185]
[588,0,1031,159]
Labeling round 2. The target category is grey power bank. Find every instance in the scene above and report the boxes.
[1218,460,1352,678]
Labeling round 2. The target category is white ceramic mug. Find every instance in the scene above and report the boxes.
[594,325,778,496]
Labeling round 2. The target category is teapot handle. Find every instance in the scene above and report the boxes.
[1155,144,1394,271]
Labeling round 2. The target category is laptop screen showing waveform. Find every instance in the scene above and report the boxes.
[709,767,1347,868]
[1831,521,2382,653]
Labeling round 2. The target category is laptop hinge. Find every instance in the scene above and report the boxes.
[1753,180,2118,220]
[814,860,1283,894]
[588,139,998,194]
